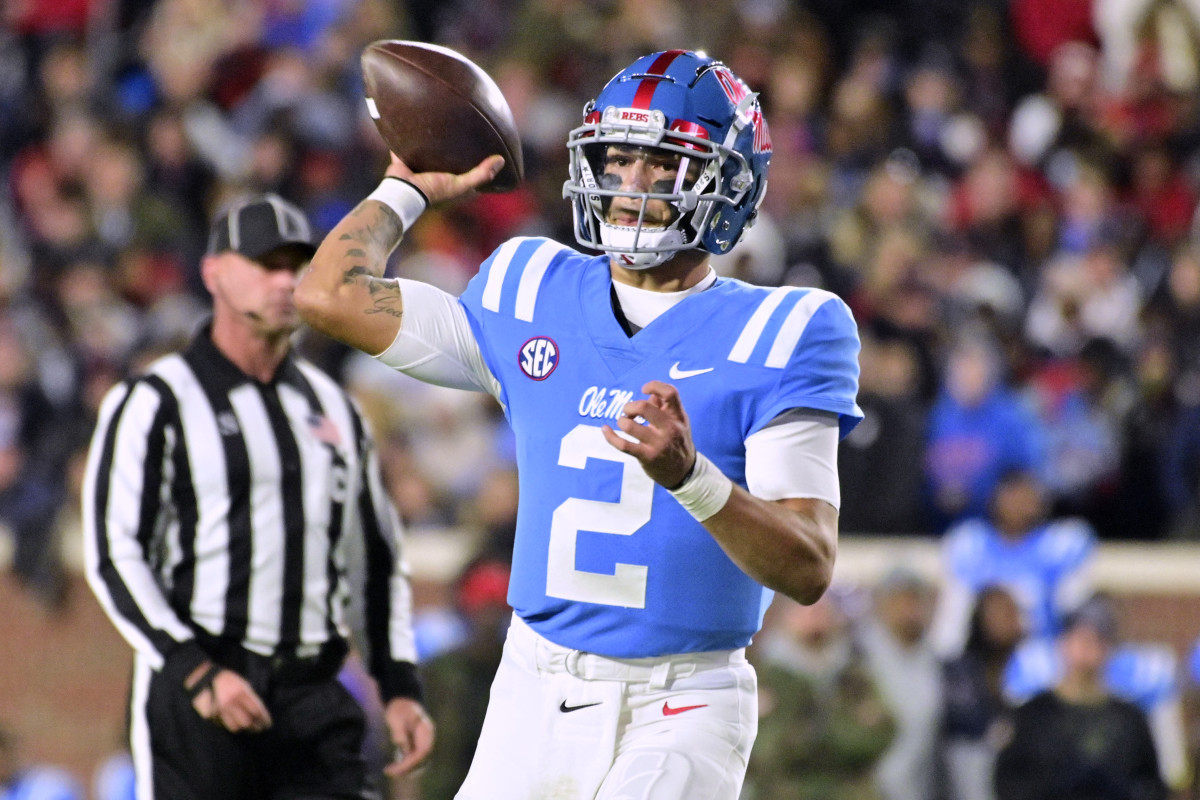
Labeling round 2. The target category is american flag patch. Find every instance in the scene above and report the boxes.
[307,414,342,447]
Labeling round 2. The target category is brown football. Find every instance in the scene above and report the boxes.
[361,40,524,193]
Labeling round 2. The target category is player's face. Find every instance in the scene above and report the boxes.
[206,248,307,337]
[602,145,695,228]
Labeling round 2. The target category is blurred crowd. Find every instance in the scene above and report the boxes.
[6,0,1200,796]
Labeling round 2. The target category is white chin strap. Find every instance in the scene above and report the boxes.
[598,222,686,269]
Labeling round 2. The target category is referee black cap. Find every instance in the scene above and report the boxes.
[207,193,316,262]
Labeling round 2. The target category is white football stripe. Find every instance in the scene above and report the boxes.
[727,286,797,364]
[514,240,568,321]
[482,237,531,313]
[765,289,834,368]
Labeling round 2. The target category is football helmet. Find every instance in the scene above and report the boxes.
[564,50,772,269]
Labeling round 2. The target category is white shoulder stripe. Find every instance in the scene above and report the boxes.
[765,289,836,368]
[728,286,798,363]
[482,237,533,313]
[514,240,569,321]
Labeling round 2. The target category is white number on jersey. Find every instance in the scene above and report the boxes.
[547,424,652,607]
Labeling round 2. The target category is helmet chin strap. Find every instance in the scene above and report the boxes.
[598,222,686,269]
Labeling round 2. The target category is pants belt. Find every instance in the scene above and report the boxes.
[195,633,347,687]
[512,615,742,690]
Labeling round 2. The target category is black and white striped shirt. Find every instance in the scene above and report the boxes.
[82,327,420,699]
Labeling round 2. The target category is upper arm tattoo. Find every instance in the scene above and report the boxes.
[342,268,404,318]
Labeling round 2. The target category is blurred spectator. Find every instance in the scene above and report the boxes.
[1094,0,1200,96]
[940,585,1026,800]
[860,568,943,800]
[418,556,512,800]
[0,723,83,800]
[1125,143,1196,251]
[929,468,1096,657]
[839,328,928,534]
[947,148,1032,284]
[994,596,1168,800]
[0,318,71,610]
[1007,42,1105,170]
[924,333,1050,530]
[1004,598,1190,791]
[746,591,896,800]
[1027,337,1138,531]
[828,152,930,286]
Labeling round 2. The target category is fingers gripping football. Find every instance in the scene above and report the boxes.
[385,152,505,206]
[602,381,696,488]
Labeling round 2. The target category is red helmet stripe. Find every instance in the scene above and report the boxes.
[631,49,687,109]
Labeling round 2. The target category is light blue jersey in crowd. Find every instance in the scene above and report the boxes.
[942,516,1096,641]
[458,237,862,658]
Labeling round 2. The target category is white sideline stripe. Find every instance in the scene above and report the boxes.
[130,655,154,800]
[765,289,834,368]
[728,286,797,364]
[514,241,567,322]
[481,237,532,313]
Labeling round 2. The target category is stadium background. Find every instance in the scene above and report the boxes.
[5,0,1200,796]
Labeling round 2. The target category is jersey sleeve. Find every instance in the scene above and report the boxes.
[753,291,863,439]
[374,278,501,398]
[82,377,210,684]
[344,400,422,701]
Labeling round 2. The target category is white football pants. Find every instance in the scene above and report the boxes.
[455,614,758,800]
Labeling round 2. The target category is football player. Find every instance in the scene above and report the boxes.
[297,50,862,800]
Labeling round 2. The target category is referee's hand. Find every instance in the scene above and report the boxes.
[383,697,435,776]
[187,663,273,732]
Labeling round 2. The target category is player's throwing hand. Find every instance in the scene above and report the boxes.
[384,152,505,207]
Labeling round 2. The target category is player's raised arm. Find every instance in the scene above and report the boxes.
[295,153,504,355]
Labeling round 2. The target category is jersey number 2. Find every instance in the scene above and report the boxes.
[547,424,652,608]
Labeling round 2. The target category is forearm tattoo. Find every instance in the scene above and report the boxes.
[342,267,403,318]
[337,202,406,319]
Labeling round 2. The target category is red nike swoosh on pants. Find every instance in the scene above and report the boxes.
[662,701,708,716]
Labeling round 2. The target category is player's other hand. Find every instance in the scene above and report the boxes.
[383,697,435,777]
[385,153,504,206]
[189,666,272,733]
[602,380,697,488]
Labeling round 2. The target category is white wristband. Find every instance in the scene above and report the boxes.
[366,178,428,231]
[669,453,734,522]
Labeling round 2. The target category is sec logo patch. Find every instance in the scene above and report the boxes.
[519,336,559,380]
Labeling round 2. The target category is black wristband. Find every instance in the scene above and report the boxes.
[185,663,222,701]
[160,640,211,689]
[665,457,698,492]
[380,660,425,704]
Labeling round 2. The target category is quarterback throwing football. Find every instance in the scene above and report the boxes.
[297,50,862,800]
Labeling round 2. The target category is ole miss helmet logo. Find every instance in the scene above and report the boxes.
[519,336,559,380]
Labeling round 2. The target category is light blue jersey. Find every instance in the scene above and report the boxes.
[1006,636,1179,712]
[458,237,862,657]
[944,517,1095,640]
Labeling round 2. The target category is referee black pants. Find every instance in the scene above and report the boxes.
[133,644,370,800]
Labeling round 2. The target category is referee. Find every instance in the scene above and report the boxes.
[82,194,433,800]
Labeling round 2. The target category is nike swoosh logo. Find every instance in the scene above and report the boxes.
[668,363,714,380]
[559,700,602,713]
[662,701,709,716]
